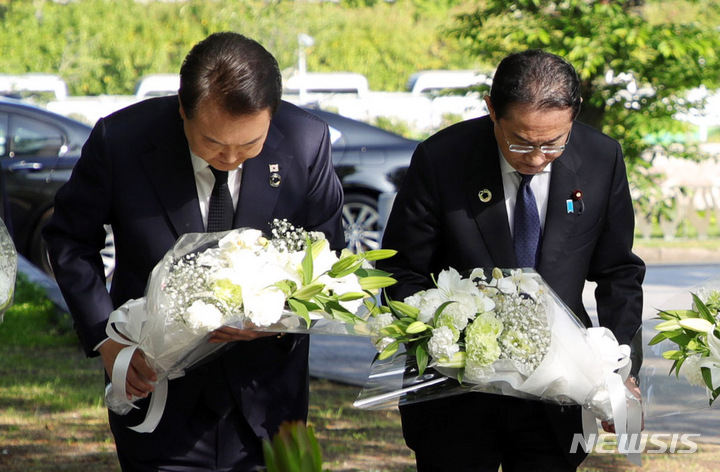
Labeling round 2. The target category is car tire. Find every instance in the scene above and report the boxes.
[342,193,381,254]
[31,208,116,282]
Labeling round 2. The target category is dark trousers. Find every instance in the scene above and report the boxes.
[401,393,580,472]
[113,363,264,472]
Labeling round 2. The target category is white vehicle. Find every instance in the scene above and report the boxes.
[134,73,180,99]
[407,70,490,96]
[0,73,69,100]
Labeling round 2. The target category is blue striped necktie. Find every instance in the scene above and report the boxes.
[514,173,541,268]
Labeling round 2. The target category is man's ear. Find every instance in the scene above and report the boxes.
[484,95,496,122]
[178,100,187,121]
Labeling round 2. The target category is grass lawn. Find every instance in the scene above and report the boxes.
[3,273,720,471]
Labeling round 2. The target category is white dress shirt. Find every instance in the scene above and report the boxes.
[190,149,242,230]
[499,151,551,237]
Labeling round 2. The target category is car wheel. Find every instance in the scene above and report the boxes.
[342,193,381,253]
[32,208,116,281]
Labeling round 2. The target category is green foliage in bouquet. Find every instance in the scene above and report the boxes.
[280,236,397,329]
[652,290,720,404]
[262,421,323,472]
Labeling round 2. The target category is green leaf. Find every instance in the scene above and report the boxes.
[361,249,397,261]
[702,366,716,392]
[329,255,362,278]
[415,342,429,375]
[662,350,684,360]
[648,331,669,346]
[406,321,428,334]
[433,301,457,324]
[291,283,325,300]
[335,292,366,301]
[692,293,716,323]
[379,341,399,360]
[301,243,314,286]
[287,298,312,328]
[359,276,397,291]
[655,319,682,332]
[388,300,420,319]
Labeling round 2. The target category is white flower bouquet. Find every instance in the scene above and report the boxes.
[105,219,396,433]
[355,267,642,462]
[0,218,16,320]
[649,277,720,406]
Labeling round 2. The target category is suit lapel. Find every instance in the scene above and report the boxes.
[235,123,289,230]
[539,138,582,271]
[462,119,516,268]
[140,125,205,238]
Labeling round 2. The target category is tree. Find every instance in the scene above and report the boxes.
[451,0,720,219]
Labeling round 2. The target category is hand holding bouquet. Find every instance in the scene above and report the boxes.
[105,219,395,432]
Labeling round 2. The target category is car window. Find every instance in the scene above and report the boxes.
[9,115,64,157]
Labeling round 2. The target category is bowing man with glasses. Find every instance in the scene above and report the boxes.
[377,49,644,471]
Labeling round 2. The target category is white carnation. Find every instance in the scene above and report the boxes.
[427,326,460,360]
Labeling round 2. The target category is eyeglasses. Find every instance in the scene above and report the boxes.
[497,122,572,155]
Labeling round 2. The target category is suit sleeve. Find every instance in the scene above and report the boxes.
[43,119,115,357]
[303,121,345,252]
[587,142,645,372]
[377,141,442,301]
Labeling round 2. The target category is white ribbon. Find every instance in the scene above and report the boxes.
[581,328,643,466]
[104,299,169,433]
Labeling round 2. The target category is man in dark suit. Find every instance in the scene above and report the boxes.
[43,32,344,471]
[377,50,644,471]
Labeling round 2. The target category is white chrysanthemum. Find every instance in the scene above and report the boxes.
[404,289,444,324]
[373,336,396,353]
[681,354,706,387]
[428,326,460,360]
[184,300,225,332]
[367,313,395,335]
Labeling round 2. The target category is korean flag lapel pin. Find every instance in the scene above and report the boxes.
[566,189,584,214]
[269,164,281,188]
[478,189,492,203]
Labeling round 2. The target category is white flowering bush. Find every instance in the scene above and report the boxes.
[652,287,720,404]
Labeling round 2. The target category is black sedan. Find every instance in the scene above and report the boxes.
[0,98,417,276]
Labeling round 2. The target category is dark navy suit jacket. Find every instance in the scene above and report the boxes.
[44,96,344,461]
[378,115,645,467]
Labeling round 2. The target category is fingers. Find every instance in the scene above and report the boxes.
[601,420,616,434]
[125,351,157,399]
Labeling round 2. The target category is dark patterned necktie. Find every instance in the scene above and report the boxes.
[514,173,541,268]
[207,167,234,232]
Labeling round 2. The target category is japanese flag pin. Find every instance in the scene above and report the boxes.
[478,189,492,203]
[269,164,279,172]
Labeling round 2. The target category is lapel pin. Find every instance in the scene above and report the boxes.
[269,172,281,188]
[269,164,279,172]
[478,189,492,203]
[569,189,584,214]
